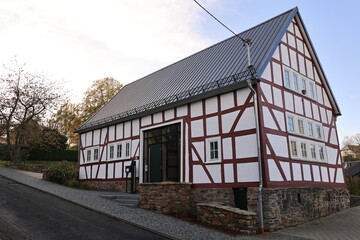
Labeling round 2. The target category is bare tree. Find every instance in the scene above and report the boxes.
[352,133,360,145]
[0,58,65,161]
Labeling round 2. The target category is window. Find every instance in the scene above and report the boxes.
[287,116,295,132]
[291,141,298,157]
[316,125,322,139]
[301,143,307,158]
[284,70,291,88]
[109,145,114,160]
[293,74,299,91]
[309,82,315,98]
[298,119,304,134]
[125,141,131,158]
[87,150,91,162]
[206,137,221,163]
[310,144,316,159]
[94,148,99,161]
[307,122,313,136]
[117,144,122,158]
[319,146,325,160]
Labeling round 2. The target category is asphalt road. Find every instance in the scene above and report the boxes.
[0,176,168,240]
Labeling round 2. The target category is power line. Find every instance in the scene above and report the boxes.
[193,0,248,43]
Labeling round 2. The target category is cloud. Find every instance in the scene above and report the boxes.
[0,0,224,102]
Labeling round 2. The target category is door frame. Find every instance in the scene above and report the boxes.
[139,119,184,183]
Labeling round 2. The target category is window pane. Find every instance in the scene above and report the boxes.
[308,122,313,136]
[94,149,99,161]
[287,116,294,132]
[109,146,114,159]
[293,74,298,91]
[316,125,322,139]
[310,145,316,159]
[87,150,91,161]
[301,143,307,158]
[117,144,122,158]
[209,140,219,161]
[298,120,304,134]
[319,146,324,160]
[309,82,315,98]
[284,70,290,87]
[302,79,307,91]
[291,141,298,157]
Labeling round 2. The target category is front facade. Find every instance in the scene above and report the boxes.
[341,145,360,158]
[76,8,349,231]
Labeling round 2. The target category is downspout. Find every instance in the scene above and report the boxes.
[247,76,264,233]
[244,38,264,233]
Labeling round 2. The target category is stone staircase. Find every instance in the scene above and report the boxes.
[100,193,140,208]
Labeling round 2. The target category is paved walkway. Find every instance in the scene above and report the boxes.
[0,167,359,240]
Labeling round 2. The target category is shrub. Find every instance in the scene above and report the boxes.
[44,161,78,186]
[347,176,360,196]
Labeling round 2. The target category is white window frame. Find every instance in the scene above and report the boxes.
[290,140,298,157]
[205,137,222,164]
[293,73,299,92]
[283,66,317,101]
[287,115,295,132]
[116,143,123,159]
[108,144,115,160]
[124,140,131,159]
[86,149,92,162]
[289,136,327,163]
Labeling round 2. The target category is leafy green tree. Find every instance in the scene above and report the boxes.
[80,77,122,122]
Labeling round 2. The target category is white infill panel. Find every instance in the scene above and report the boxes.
[81,134,86,147]
[273,87,283,108]
[236,88,252,106]
[272,62,283,86]
[335,169,345,183]
[268,159,283,181]
[292,163,302,181]
[280,45,289,67]
[312,165,321,182]
[304,99,312,118]
[261,63,272,81]
[329,168,335,182]
[193,165,211,183]
[288,33,296,48]
[206,165,222,183]
[306,59,314,79]
[165,109,174,121]
[312,103,320,121]
[303,164,312,181]
[86,166,91,179]
[98,164,106,179]
[280,161,291,180]
[234,107,256,131]
[221,111,239,133]
[284,91,294,112]
[298,55,306,75]
[191,101,203,118]
[267,134,289,158]
[327,110,333,126]
[289,49,298,71]
[294,95,304,115]
[101,127,107,144]
[237,162,259,182]
[124,121,131,138]
[273,109,286,132]
[205,96,218,115]
[222,138,233,160]
[99,146,105,161]
[79,167,86,179]
[185,123,189,182]
[263,106,278,131]
[191,120,204,138]
[92,165,98,179]
[153,112,163,124]
[321,167,329,182]
[326,146,337,165]
[93,129,100,145]
[115,162,123,178]
[116,123,123,140]
[224,164,234,183]
[107,163,114,179]
[86,132,92,147]
[177,105,188,117]
[323,126,329,141]
[273,47,280,61]
[296,39,304,53]
[132,139,140,157]
[235,134,257,158]
[260,82,273,103]
[132,119,139,136]
[193,142,204,162]
[220,92,234,111]
[141,115,152,127]
[323,91,331,108]
[108,126,115,142]
[320,107,328,124]
[206,116,219,136]
[316,86,324,105]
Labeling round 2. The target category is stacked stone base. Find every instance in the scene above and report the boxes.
[247,187,350,231]
[81,180,137,192]
[197,202,256,235]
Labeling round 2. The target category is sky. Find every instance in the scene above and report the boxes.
[0,0,359,144]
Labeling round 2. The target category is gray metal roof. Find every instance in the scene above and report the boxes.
[76,8,298,133]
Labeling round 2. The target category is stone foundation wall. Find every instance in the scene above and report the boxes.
[82,180,138,192]
[190,188,235,213]
[247,187,350,231]
[197,202,256,235]
[139,182,192,214]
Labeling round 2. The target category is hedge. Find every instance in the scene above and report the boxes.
[29,149,78,162]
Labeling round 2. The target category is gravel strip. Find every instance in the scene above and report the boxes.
[0,167,263,240]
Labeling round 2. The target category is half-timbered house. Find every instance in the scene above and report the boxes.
[75,7,349,231]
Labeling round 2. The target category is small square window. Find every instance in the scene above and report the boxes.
[287,116,295,132]
[206,137,221,163]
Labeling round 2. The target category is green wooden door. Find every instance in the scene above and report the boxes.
[149,143,162,182]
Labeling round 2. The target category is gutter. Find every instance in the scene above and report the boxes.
[246,73,264,234]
